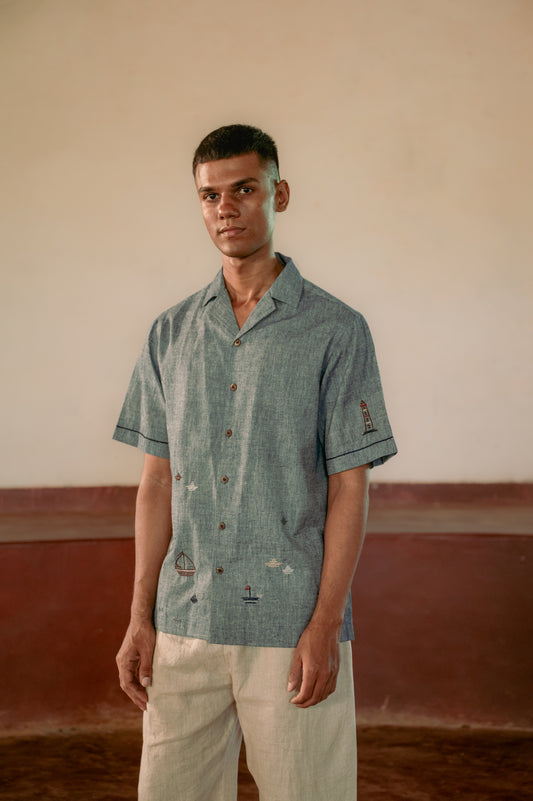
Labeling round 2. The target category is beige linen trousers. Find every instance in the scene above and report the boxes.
[139,632,357,801]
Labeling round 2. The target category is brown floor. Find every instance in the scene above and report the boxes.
[1,726,532,801]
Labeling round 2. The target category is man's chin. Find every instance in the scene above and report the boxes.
[215,240,274,263]
[216,243,257,261]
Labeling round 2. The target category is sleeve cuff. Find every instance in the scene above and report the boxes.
[326,436,398,475]
[113,425,170,459]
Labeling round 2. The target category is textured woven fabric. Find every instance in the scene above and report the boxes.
[139,632,357,801]
[113,256,397,645]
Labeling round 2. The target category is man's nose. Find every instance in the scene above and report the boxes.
[218,193,238,218]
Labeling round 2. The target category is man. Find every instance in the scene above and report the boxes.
[114,124,397,801]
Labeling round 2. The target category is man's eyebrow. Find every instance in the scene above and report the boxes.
[231,177,260,188]
[197,177,260,194]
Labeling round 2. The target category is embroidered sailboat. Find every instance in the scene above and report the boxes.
[175,551,196,576]
[242,585,260,604]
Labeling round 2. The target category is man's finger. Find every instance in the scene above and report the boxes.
[139,653,153,688]
[290,667,318,705]
[287,653,302,692]
[119,668,149,711]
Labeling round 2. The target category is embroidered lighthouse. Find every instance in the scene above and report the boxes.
[360,400,377,434]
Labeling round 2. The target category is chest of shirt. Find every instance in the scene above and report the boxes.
[157,307,334,423]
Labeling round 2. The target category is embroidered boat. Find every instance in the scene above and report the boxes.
[265,558,282,568]
[242,585,260,604]
[175,551,196,576]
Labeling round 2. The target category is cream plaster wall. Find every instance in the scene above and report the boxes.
[1,0,532,486]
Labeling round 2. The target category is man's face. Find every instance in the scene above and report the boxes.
[195,152,289,262]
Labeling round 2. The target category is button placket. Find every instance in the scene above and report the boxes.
[218,421,234,534]
[213,333,243,587]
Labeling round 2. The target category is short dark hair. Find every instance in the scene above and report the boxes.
[193,124,279,176]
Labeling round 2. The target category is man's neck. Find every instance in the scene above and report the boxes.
[222,253,284,326]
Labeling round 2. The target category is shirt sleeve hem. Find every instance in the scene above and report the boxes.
[113,425,171,459]
[326,437,398,475]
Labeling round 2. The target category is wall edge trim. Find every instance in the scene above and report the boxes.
[1,483,532,514]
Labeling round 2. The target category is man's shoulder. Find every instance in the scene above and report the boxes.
[299,274,366,331]
[156,288,204,322]
[148,273,219,334]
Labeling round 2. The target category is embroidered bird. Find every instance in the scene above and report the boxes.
[186,482,198,492]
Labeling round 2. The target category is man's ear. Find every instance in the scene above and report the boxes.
[275,179,290,212]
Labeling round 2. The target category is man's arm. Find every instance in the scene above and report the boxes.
[287,464,369,708]
[116,453,173,711]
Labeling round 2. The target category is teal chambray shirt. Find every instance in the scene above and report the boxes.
[113,255,397,647]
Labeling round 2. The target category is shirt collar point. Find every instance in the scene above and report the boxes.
[270,255,303,309]
[202,269,225,306]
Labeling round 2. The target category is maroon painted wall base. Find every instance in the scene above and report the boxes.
[0,540,139,731]
[1,485,532,732]
[352,532,533,729]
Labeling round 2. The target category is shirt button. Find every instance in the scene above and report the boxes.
[174,473,181,481]
[225,429,233,438]
[216,566,224,574]
[230,383,237,391]
[234,338,241,347]
[221,475,229,484]
[218,522,226,530]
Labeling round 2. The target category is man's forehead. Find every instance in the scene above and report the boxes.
[194,152,273,189]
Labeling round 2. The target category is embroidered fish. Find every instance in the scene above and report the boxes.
[282,565,294,574]
[186,482,198,492]
[265,558,282,568]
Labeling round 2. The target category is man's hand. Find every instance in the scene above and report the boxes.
[116,453,172,712]
[116,618,156,711]
[287,466,369,709]
[287,621,341,708]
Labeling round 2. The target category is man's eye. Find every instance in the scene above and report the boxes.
[239,186,253,194]
[204,193,217,201]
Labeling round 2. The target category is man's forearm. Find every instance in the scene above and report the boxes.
[131,458,173,621]
[310,464,369,631]
[287,464,369,707]
[117,454,173,710]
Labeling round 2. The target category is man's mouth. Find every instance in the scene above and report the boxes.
[219,226,244,237]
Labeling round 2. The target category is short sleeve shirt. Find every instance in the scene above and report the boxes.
[113,255,397,647]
